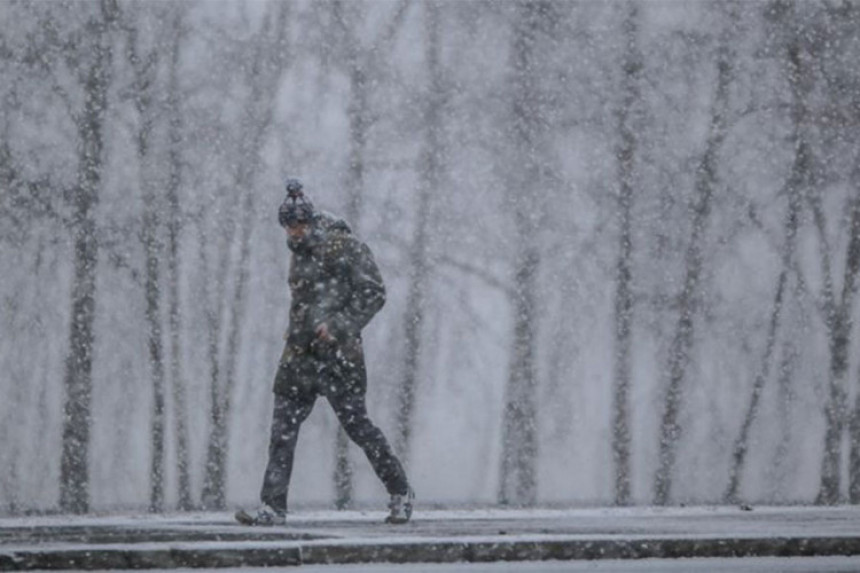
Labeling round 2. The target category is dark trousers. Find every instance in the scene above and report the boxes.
[260,362,409,514]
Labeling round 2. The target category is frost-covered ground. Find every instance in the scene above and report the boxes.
[3,506,860,570]
[16,557,860,572]
[180,557,860,572]
[252,556,860,572]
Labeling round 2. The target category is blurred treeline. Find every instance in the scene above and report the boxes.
[1,0,860,514]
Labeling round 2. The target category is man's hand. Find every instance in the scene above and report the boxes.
[315,323,335,342]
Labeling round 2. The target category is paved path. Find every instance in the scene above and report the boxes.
[2,506,860,569]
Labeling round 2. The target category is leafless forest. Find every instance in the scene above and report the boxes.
[1,0,860,514]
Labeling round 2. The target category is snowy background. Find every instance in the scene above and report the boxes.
[1,0,859,515]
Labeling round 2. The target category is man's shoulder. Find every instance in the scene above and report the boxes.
[311,211,378,264]
[319,227,366,262]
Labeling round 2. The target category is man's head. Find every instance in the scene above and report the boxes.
[278,178,314,227]
[278,178,317,251]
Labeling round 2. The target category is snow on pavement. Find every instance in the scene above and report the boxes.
[4,505,860,570]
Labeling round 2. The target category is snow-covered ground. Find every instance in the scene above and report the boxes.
[291,557,860,572]
[239,557,860,572]
[5,504,860,535]
[3,506,860,570]
[34,557,860,573]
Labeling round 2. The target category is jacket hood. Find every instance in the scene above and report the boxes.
[287,211,352,254]
[314,211,352,236]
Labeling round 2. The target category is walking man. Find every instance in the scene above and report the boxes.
[236,179,414,525]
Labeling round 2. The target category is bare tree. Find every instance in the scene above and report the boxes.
[610,1,641,507]
[816,0,860,506]
[849,173,860,505]
[813,185,860,505]
[60,0,119,515]
[330,0,365,506]
[723,138,805,504]
[654,3,737,506]
[498,0,556,507]
[201,1,291,510]
[126,9,167,512]
[198,213,229,510]
[394,0,444,469]
[165,7,193,511]
[776,1,860,505]
[327,0,410,509]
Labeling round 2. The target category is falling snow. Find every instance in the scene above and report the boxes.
[1,0,860,523]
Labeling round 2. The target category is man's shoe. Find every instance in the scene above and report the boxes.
[385,488,414,524]
[235,504,286,526]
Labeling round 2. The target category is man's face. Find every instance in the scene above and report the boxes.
[285,221,314,253]
[286,222,310,240]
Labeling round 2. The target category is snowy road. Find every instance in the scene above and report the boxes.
[299,557,860,572]
[4,506,860,570]
[72,556,860,572]
[297,557,860,572]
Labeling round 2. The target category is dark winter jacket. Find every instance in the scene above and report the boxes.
[275,213,385,395]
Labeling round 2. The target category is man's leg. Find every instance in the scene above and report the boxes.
[260,381,315,514]
[326,389,410,496]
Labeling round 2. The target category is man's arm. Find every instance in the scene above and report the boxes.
[323,237,386,342]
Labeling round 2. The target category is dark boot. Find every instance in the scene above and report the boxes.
[235,504,286,526]
[385,487,415,524]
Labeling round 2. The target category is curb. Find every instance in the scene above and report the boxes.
[3,535,860,570]
[301,535,860,565]
[0,544,302,570]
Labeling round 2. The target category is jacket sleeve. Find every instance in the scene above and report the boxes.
[327,238,386,340]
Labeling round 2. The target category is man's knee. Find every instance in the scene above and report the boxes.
[271,397,313,442]
[340,413,377,444]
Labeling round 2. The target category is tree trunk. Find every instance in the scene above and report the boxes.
[139,109,167,513]
[500,241,540,506]
[394,198,429,467]
[849,355,860,502]
[839,0,860,510]
[800,8,860,500]
[654,11,735,505]
[331,0,370,509]
[770,337,798,500]
[332,64,367,512]
[216,188,255,507]
[166,12,192,511]
[143,170,166,513]
[128,20,167,514]
[345,68,367,233]
[202,2,290,509]
[723,168,801,503]
[819,185,860,504]
[199,221,228,510]
[724,23,814,500]
[610,1,640,507]
[498,1,548,507]
[394,0,442,469]
[810,203,843,505]
[849,183,860,504]
[332,434,353,510]
[60,192,98,515]
[59,0,116,515]
[328,0,409,507]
